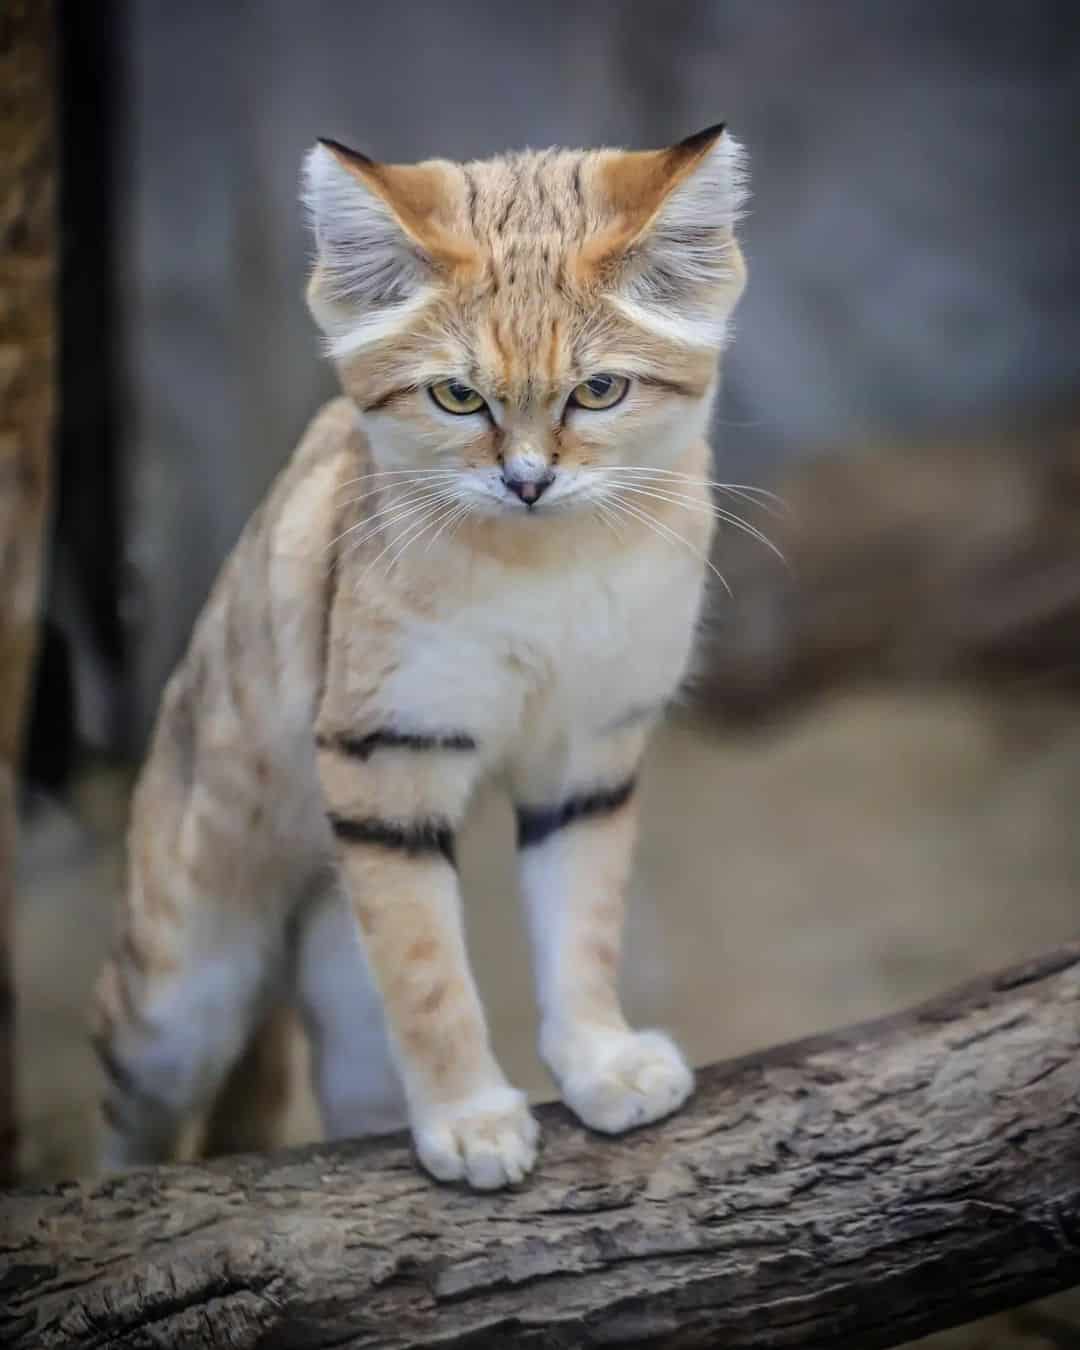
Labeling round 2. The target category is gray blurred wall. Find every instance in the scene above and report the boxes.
[114,1,1080,748]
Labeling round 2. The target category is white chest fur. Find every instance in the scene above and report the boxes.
[380,535,706,764]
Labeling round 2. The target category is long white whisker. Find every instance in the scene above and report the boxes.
[423,501,472,554]
[335,475,465,515]
[328,486,458,555]
[601,468,787,515]
[601,466,781,497]
[445,503,473,546]
[602,477,784,544]
[383,498,464,574]
[590,496,626,540]
[600,492,732,597]
[610,483,786,564]
[354,500,451,586]
[334,468,462,496]
[330,488,447,547]
[339,489,458,558]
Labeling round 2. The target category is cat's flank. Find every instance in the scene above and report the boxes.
[92,126,748,1189]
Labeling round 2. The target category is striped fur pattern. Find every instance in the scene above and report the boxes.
[92,127,748,1188]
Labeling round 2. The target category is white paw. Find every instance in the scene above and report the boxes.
[411,1085,539,1190]
[554,1028,694,1135]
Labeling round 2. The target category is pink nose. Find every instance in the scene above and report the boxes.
[504,473,553,505]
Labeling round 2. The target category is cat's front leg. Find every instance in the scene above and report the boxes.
[315,723,537,1189]
[514,726,694,1134]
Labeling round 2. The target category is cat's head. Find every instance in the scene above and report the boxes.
[303,128,747,518]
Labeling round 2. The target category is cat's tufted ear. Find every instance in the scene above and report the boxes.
[302,139,473,358]
[585,125,749,349]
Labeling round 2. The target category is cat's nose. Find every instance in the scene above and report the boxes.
[503,472,554,506]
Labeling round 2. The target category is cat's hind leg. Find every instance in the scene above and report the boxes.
[92,764,287,1169]
[93,907,281,1168]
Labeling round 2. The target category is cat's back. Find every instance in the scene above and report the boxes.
[145,397,365,785]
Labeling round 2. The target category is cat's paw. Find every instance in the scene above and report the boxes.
[555,1028,694,1135]
[411,1085,539,1190]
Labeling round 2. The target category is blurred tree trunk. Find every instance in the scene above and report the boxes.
[0,0,56,1184]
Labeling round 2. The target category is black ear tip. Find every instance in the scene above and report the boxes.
[317,136,374,167]
[677,122,727,153]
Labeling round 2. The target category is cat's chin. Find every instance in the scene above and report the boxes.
[480,494,589,521]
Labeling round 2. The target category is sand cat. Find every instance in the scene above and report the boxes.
[92,125,748,1189]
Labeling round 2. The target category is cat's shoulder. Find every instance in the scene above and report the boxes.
[260,396,370,561]
[287,394,369,485]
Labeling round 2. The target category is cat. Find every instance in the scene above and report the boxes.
[91,125,748,1189]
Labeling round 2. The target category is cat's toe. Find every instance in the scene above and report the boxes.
[560,1029,694,1135]
[412,1085,539,1190]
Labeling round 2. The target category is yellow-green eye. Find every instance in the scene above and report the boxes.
[569,374,629,411]
[430,379,487,416]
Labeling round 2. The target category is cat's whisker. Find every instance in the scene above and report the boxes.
[602,467,787,516]
[445,502,474,545]
[359,495,460,580]
[335,475,464,514]
[327,487,448,553]
[608,483,786,564]
[602,476,783,541]
[353,504,446,588]
[383,498,465,574]
[329,490,457,557]
[423,501,472,554]
[600,492,733,597]
[334,468,462,496]
[590,496,626,541]
[338,489,459,560]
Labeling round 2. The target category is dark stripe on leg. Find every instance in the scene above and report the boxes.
[316,729,477,760]
[328,813,456,865]
[516,778,636,849]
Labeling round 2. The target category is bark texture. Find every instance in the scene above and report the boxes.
[2,946,1079,1349]
[0,0,56,1184]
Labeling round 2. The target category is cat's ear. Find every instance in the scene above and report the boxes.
[302,139,472,357]
[587,125,749,348]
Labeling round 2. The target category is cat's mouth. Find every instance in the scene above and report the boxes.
[455,467,590,518]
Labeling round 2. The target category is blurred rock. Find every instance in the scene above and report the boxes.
[698,398,1080,720]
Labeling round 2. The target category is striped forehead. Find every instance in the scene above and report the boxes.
[463,305,584,406]
[462,148,590,250]
[451,151,595,403]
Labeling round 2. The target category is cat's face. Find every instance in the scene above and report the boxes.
[304,131,747,520]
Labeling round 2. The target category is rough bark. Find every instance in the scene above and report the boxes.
[3,946,1079,1350]
[0,0,56,1185]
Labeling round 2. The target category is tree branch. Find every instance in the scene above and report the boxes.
[3,945,1080,1349]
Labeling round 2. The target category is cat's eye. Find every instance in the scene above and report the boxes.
[569,374,629,411]
[430,379,487,416]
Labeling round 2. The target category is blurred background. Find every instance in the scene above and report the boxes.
[7,3,1080,1344]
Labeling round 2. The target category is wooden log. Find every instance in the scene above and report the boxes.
[0,0,57,1185]
[2,945,1079,1349]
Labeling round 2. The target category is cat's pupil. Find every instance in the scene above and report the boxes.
[587,376,613,397]
[449,382,473,402]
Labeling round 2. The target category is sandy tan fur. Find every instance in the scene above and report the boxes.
[93,127,748,1187]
